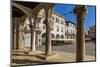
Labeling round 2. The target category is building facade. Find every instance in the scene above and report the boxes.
[88,25,96,40]
[65,21,76,43]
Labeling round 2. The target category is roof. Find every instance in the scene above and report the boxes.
[52,11,65,19]
[65,21,76,25]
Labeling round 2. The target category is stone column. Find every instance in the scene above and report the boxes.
[16,17,24,50]
[18,18,24,50]
[74,5,87,62]
[18,24,24,49]
[45,19,51,55]
[30,17,36,51]
[12,17,16,50]
[16,17,19,50]
[45,8,53,55]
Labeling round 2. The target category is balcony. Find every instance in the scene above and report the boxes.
[65,32,76,36]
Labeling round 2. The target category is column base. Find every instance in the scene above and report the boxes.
[28,50,43,55]
[12,49,26,55]
[35,52,58,60]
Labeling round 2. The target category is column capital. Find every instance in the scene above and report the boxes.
[74,5,87,17]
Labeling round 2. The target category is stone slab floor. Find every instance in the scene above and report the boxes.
[12,50,95,66]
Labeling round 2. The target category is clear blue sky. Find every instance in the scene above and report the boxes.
[54,4,96,31]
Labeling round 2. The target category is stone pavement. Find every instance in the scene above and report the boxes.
[12,50,95,66]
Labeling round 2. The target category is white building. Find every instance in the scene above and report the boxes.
[23,9,76,47]
[65,21,76,43]
[88,25,96,40]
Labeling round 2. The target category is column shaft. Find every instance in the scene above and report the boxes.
[45,7,53,55]
[12,17,16,50]
[45,18,51,55]
[18,30,24,49]
[16,17,19,50]
[16,17,24,50]
[76,16,85,61]
[30,18,36,51]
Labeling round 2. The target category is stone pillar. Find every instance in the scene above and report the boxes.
[35,32,38,47]
[45,19,51,55]
[16,17,24,50]
[74,5,87,62]
[45,8,53,55]
[76,15,85,61]
[18,25,24,49]
[12,17,16,50]
[30,17,36,51]
[16,17,19,50]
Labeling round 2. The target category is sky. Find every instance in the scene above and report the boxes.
[54,4,96,31]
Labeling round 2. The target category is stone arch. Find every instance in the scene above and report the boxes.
[42,33,46,37]
[35,9,46,28]
[12,2,32,50]
[32,3,54,21]
[37,9,46,22]
[12,2,32,18]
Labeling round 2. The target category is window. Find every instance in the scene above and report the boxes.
[61,35,64,39]
[56,17,59,23]
[71,24,73,27]
[51,33,55,38]
[56,17,57,22]
[71,29,72,33]
[58,19,59,22]
[67,30,68,33]
[56,34,60,39]
[61,20,63,24]
[52,16,54,21]
[61,27,63,32]
[57,26,59,32]
[73,25,74,28]
[70,36,72,39]
[43,26,45,29]
[66,23,69,27]
[73,30,74,34]
[39,39,41,42]
[73,37,74,39]
[67,36,69,39]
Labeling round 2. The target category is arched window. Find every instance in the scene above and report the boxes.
[66,22,69,27]
[67,36,69,39]
[70,36,72,39]
[56,34,60,39]
[73,36,74,39]
[61,35,64,39]
[51,33,55,38]
[42,33,46,37]
[43,25,45,29]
